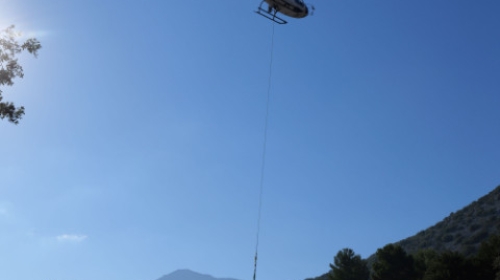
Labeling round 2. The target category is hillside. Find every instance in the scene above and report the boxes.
[396,185,500,256]
[306,185,500,280]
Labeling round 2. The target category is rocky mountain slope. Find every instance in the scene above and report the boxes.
[306,184,500,280]
[397,185,500,256]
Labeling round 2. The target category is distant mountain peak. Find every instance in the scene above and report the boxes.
[156,269,240,280]
[170,269,205,276]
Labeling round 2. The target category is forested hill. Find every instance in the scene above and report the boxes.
[396,185,500,256]
[306,185,500,280]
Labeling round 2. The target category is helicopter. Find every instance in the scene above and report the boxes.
[256,0,313,24]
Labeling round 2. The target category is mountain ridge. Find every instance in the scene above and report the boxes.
[395,184,500,256]
[156,269,241,280]
[306,184,500,280]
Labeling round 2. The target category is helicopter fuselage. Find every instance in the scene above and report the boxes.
[264,0,309,18]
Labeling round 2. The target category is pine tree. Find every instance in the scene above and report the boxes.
[329,248,369,280]
[371,244,416,280]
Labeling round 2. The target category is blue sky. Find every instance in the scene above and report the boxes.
[1,1,499,280]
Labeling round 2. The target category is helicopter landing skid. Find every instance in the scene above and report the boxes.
[255,6,287,24]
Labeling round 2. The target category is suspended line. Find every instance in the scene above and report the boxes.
[253,21,275,280]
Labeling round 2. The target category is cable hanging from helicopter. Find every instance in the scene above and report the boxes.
[252,2,315,280]
[255,0,314,24]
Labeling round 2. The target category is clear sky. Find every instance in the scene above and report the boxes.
[1,1,499,280]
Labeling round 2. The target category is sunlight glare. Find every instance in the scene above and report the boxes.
[0,0,49,39]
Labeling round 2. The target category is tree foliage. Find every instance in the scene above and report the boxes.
[422,251,477,280]
[0,25,41,124]
[371,244,416,280]
[413,249,439,279]
[494,256,500,280]
[328,248,369,280]
[476,234,500,280]
[319,235,500,280]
